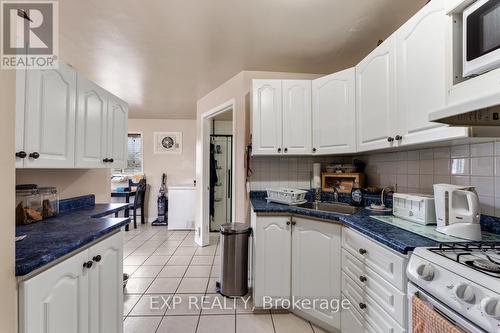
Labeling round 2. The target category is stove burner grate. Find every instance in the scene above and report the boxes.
[467,259,500,273]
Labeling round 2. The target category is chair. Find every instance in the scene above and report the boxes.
[128,179,146,229]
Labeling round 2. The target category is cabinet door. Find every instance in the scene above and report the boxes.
[88,232,123,333]
[24,63,77,168]
[75,76,108,168]
[282,80,312,155]
[253,216,291,308]
[107,96,128,169]
[252,80,282,155]
[341,297,365,333]
[19,250,89,333]
[292,217,342,330]
[312,68,356,155]
[396,0,468,146]
[356,36,397,152]
[16,68,27,168]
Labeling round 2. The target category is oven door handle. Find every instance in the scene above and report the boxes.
[408,283,486,333]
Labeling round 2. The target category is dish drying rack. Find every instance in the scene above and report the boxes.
[266,188,308,205]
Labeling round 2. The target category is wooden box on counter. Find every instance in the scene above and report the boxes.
[322,173,365,193]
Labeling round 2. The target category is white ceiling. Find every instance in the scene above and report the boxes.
[59,0,426,119]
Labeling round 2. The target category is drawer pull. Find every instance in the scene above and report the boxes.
[358,248,367,255]
[359,275,367,283]
[93,255,102,263]
[359,302,367,310]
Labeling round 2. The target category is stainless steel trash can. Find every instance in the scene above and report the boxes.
[218,223,252,297]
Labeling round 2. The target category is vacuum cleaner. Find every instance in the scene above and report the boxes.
[152,173,168,226]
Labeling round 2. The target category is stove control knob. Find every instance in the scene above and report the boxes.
[453,283,476,304]
[416,263,434,281]
[481,297,500,319]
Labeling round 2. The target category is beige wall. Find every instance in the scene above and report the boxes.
[0,71,18,332]
[128,119,196,218]
[195,71,322,244]
[16,169,111,203]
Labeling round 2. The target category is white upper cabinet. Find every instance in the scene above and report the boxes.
[19,250,89,333]
[252,80,283,155]
[282,80,312,155]
[75,76,108,168]
[23,63,77,168]
[107,96,128,169]
[396,0,468,146]
[356,36,397,152]
[292,217,342,329]
[312,68,356,155]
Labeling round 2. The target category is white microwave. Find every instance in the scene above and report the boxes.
[463,0,500,77]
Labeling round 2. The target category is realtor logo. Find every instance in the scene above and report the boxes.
[1,1,58,69]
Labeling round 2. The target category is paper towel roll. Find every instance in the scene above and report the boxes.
[313,163,322,189]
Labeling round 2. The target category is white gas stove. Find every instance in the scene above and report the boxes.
[407,243,500,333]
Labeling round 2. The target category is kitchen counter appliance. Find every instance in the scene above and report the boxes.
[393,193,436,225]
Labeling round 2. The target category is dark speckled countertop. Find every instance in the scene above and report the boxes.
[16,197,130,277]
[251,197,442,254]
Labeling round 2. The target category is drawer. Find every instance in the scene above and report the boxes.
[342,249,407,326]
[342,273,406,333]
[342,227,408,290]
[341,294,378,333]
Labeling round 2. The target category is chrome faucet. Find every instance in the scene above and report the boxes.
[332,186,339,202]
[315,187,321,203]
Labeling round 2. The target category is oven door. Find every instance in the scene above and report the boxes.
[407,283,486,333]
[463,0,500,76]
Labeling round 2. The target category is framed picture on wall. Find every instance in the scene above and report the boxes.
[154,132,182,154]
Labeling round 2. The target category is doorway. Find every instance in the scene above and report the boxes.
[198,99,236,247]
[209,113,233,232]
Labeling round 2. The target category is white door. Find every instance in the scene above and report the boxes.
[291,217,342,330]
[19,250,89,333]
[16,68,27,168]
[107,96,128,169]
[88,232,123,333]
[253,216,291,308]
[75,76,108,168]
[282,80,312,155]
[356,36,397,152]
[252,80,283,155]
[396,0,468,146]
[312,68,356,155]
[23,63,77,168]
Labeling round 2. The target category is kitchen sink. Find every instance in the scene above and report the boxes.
[297,202,360,215]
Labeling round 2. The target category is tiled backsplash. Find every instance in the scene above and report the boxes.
[249,140,500,217]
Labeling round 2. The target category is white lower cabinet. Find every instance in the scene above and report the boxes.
[341,227,408,333]
[251,211,342,331]
[19,232,123,333]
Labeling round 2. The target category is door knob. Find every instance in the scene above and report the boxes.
[93,255,102,262]
[109,158,114,163]
[277,148,282,153]
[83,261,93,269]
[29,152,40,159]
[286,221,291,225]
[359,303,367,310]
[312,148,317,153]
[395,135,402,141]
[16,151,27,158]
[284,148,288,153]
[359,276,367,283]
[358,248,367,255]
[387,137,394,142]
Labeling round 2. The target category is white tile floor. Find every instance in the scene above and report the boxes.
[122,223,327,333]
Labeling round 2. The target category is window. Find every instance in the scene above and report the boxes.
[113,133,143,174]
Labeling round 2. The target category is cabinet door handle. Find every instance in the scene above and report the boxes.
[16,151,27,159]
[29,152,40,159]
[358,248,367,255]
[395,135,402,141]
[284,148,288,153]
[93,255,102,262]
[277,148,282,153]
[291,221,296,226]
[286,221,291,225]
[83,261,93,269]
[387,137,394,142]
[109,158,114,163]
[312,148,317,153]
[359,302,367,310]
[359,275,367,283]
[103,158,110,163]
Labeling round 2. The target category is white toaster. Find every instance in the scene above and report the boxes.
[392,193,436,225]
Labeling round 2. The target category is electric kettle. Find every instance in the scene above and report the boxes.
[433,184,481,241]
